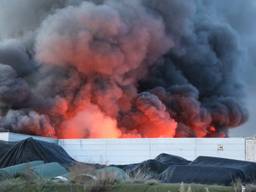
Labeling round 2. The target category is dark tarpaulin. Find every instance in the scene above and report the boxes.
[191,156,256,183]
[115,154,191,179]
[116,154,256,186]
[0,140,15,158]
[155,153,191,166]
[0,138,75,168]
[119,160,167,179]
[159,165,246,186]
[158,156,256,185]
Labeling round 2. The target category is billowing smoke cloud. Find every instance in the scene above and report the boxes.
[0,0,253,138]
[0,110,55,136]
[35,1,172,82]
[207,0,256,137]
[0,63,30,108]
[0,40,37,76]
[0,0,66,39]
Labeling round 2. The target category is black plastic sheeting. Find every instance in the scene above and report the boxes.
[117,154,256,186]
[155,153,191,166]
[115,154,191,179]
[159,165,246,186]
[191,156,256,183]
[0,138,75,168]
[117,160,167,179]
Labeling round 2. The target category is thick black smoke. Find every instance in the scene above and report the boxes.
[0,0,252,138]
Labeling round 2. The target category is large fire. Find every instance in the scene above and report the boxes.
[0,0,249,138]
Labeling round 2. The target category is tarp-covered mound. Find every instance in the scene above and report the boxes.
[191,156,256,183]
[155,153,191,166]
[117,153,256,186]
[0,138,75,168]
[158,156,256,185]
[159,165,246,186]
[115,154,191,179]
[117,160,167,179]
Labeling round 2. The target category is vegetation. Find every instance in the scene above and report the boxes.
[0,164,251,192]
[0,177,237,192]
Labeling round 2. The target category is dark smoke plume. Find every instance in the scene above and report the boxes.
[0,0,252,138]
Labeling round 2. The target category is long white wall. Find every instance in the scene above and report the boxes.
[59,138,246,164]
[0,133,250,164]
[0,132,57,143]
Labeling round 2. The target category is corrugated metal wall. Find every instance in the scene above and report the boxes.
[59,138,246,164]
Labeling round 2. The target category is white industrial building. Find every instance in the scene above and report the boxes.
[0,132,256,164]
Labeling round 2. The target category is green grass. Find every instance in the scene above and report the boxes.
[0,178,234,192]
[112,183,233,192]
[0,178,84,192]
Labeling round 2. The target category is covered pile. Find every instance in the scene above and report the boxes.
[0,138,75,168]
[0,138,255,186]
[117,153,256,186]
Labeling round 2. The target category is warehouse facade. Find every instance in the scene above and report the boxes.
[0,132,255,164]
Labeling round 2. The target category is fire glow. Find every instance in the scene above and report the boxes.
[0,0,248,139]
